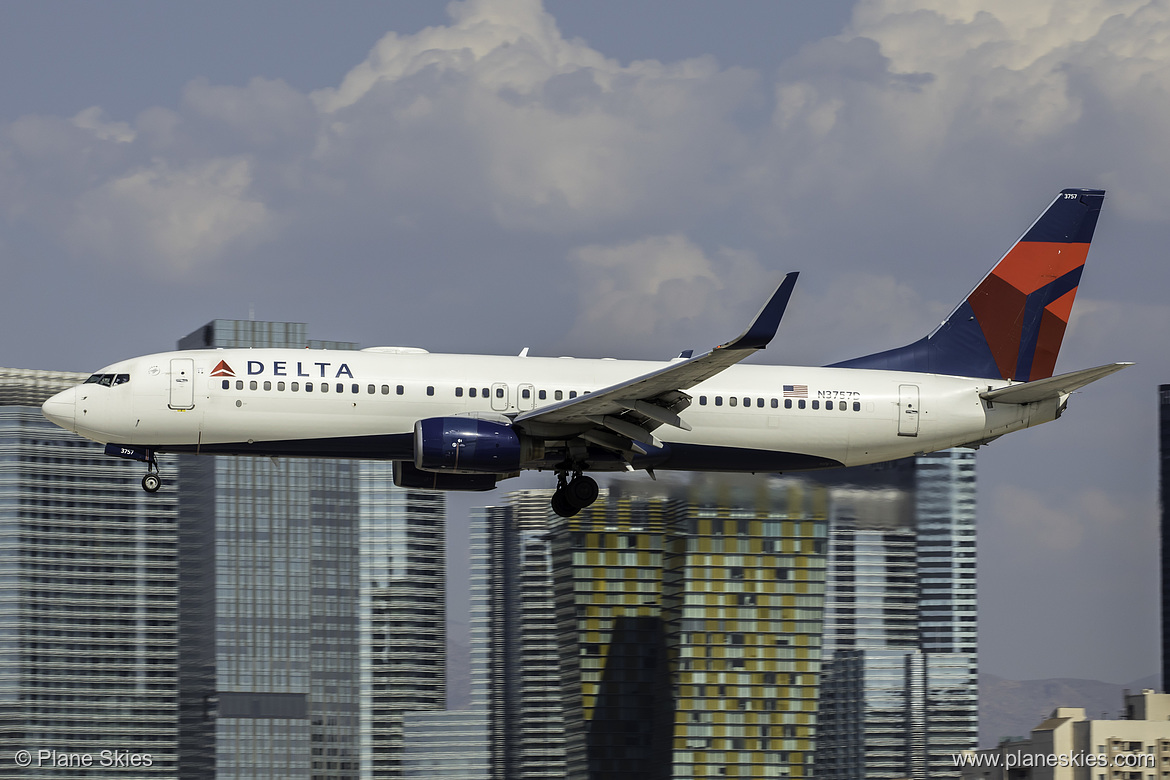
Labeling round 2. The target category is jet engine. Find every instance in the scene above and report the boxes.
[413,417,538,474]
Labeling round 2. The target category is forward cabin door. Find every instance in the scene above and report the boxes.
[897,384,920,437]
[169,358,196,410]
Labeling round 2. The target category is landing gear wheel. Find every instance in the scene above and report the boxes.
[551,489,579,518]
[566,475,599,509]
[142,473,162,493]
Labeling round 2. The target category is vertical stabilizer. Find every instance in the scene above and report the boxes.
[830,189,1105,381]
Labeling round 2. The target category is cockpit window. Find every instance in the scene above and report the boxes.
[84,373,130,386]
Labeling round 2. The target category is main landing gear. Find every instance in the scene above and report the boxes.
[551,472,599,518]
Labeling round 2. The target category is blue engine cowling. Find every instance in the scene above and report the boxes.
[414,417,530,474]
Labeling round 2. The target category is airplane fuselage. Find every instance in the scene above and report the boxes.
[44,347,1059,474]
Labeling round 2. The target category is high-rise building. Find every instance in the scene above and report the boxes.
[814,449,978,779]
[401,492,565,780]
[0,367,179,778]
[1159,384,1170,692]
[176,320,447,780]
[550,474,828,780]
[363,462,447,779]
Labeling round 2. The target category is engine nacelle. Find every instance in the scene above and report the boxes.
[414,417,535,474]
[393,460,497,491]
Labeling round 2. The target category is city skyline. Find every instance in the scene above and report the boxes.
[1,0,1166,688]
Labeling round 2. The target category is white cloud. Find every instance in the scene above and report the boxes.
[560,234,772,357]
[71,106,135,143]
[66,157,275,275]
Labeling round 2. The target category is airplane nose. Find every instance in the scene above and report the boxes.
[42,387,78,432]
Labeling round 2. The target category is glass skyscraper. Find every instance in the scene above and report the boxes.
[0,367,179,778]
[177,320,446,780]
[814,449,978,779]
[361,462,446,779]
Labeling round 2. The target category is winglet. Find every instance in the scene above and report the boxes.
[717,272,799,351]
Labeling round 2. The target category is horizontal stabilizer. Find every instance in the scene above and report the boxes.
[980,362,1132,404]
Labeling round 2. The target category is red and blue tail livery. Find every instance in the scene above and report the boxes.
[832,188,1105,380]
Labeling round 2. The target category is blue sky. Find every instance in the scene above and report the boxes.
[2,0,1167,686]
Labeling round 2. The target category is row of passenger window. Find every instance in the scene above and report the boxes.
[219,379,860,412]
[456,387,583,401]
[222,379,406,395]
[698,395,862,412]
[221,380,588,401]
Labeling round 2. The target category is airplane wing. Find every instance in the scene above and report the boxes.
[513,273,799,454]
[980,362,1133,404]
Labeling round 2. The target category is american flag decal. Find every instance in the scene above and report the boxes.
[783,384,808,398]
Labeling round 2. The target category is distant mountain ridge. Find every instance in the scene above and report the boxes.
[980,672,1161,748]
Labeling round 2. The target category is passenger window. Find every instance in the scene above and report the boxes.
[381,385,389,395]
[555,390,563,400]
[811,400,819,410]
[222,380,230,390]
[456,387,464,397]
[730,397,737,407]
[771,399,778,408]
[396,385,404,395]
[853,401,861,412]
[757,398,764,408]
[841,402,848,412]
[798,400,806,409]
[539,390,547,400]
[249,381,258,391]
[428,386,435,396]
[469,387,477,398]
[337,383,345,393]
[481,388,489,398]
[743,397,750,407]
[826,400,834,410]
[306,383,314,393]
[278,382,286,391]
[263,381,272,391]
[569,391,577,399]
[367,385,375,394]
[522,388,531,399]
[351,384,359,394]
[292,382,300,392]
[699,396,707,406]
[236,380,244,390]
[784,399,792,409]
[495,387,504,398]
[715,396,723,406]
[321,383,329,393]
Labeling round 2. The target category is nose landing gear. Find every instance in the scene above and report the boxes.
[142,471,162,493]
[551,472,599,518]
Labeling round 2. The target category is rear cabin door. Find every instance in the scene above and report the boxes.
[169,358,196,410]
[897,384,919,437]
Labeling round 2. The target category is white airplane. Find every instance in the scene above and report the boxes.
[43,188,1128,517]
